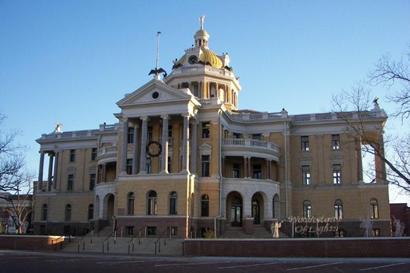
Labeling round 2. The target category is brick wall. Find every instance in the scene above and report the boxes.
[183,238,410,257]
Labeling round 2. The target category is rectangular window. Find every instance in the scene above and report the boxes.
[89,174,96,190]
[232,163,241,178]
[202,122,210,138]
[69,149,76,162]
[146,226,157,236]
[332,164,342,184]
[126,226,134,236]
[252,164,262,179]
[201,155,210,177]
[301,136,310,152]
[233,132,242,139]
[126,159,133,175]
[168,226,178,237]
[252,134,262,140]
[331,134,340,151]
[303,202,312,218]
[148,126,153,142]
[127,127,134,144]
[168,125,173,138]
[302,165,311,185]
[67,174,74,191]
[146,158,152,174]
[91,148,97,161]
[168,156,172,173]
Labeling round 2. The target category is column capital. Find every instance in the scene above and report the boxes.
[161,114,169,120]
[181,113,190,119]
[140,116,149,121]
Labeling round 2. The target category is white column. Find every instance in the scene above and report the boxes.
[132,124,139,174]
[266,159,269,180]
[243,156,247,178]
[161,114,169,174]
[38,152,45,190]
[53,152,59,189]
[120,119,128,175]
[248,157,252,178]
[181,114,190,173]
[191,119,198,174]
[139,116,148,174]
[47,153,54,191]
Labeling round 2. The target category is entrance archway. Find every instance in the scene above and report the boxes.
[252,192,264,224]
[103,194,115,222]
[226,191,243,227]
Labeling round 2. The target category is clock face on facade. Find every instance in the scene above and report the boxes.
[188,55,198,64]
[146,141,162,157]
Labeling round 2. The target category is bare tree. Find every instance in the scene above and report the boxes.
[0,178,32,234]
[334,88,410,192]
[0,114,26,192]
[370,50,410,121]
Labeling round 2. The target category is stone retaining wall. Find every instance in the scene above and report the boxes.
[0,235,65,251]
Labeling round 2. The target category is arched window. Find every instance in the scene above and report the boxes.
[370,198,379,219]
[88,204,94,220]
[201,194,209,217]
[169,191,177,215]
[65,204,72,222]
[273,194,280,219]
[127,192,135,215]
[41,204,48,221]
[303,200,312,218]
[334,199,343,220]
[147,190,158,215]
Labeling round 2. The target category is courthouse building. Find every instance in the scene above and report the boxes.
[32,19,390,238]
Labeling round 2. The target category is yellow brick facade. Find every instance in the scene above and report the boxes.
[33,20,390,238]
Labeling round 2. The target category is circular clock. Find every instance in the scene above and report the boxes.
[188,55,198,64]
[146,141,162,157]
[152,91,159,99]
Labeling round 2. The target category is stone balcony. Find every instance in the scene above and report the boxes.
[97,146,117,163]
[222,138,280,161]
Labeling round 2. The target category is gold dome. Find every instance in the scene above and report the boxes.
[199,48,223,69]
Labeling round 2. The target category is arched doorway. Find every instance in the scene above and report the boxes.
[226,191,243,227]
[252,192,264,224]
[103,194,115,223]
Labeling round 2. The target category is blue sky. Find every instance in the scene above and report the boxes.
[1,1,409,203]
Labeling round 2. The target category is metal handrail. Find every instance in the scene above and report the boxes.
[77,236,87,253]
[102,231,115,254]
[127,226,146,254]
[154,230,170,255]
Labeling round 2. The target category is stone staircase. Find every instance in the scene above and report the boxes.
[61,227,183,256]
[222,225,277,238]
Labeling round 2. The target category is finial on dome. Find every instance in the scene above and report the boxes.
[199,15,205,30]
[195,16,209,48]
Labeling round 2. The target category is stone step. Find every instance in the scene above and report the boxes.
[62,236,183,256]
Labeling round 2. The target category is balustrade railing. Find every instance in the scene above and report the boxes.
[223,138,279,153]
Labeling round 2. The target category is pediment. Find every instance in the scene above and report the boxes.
[117,79,196,108]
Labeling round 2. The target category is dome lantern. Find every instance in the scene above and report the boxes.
[194,16,209,48]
